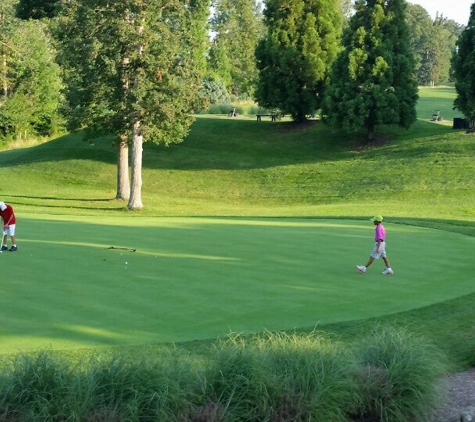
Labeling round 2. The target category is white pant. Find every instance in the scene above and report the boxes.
[370,241,386,259]
[3,224,15,236]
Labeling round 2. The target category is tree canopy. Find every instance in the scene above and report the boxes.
[453,3,475,121]
[0,0,63,141]
[255,0,342,122]
[322,0,418,141]
[58,0,209,208]
[208,0,264,98]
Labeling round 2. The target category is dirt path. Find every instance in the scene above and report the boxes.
[432,368,475,421]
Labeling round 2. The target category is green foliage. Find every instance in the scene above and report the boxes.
[0,351,74,420]
[323,0,418,141]
[406,4,462,86]
[199,76,231,108]
[209,0,264,98]
[0,2,63,141]
[58,0,209,145]
[255,0,342,122]
[16,0,61,19]
[453,3,475,120]
[351,326,446,422]
[0,330,446,420]
[204,332,357,421]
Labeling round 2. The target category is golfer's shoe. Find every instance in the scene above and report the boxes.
[382,268,393,275]
[9,246,17,252]
[1,246,7,251]
[356,265,366,274]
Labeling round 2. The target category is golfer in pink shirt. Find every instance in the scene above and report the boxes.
[357,215,393,275]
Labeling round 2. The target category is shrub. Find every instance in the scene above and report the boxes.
[203,331,357,421]
[351,325,447,422]
[0,351,74,421]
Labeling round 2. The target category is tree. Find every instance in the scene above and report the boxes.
[0,0,63,141]
[405,3,434,85]
[322,0,418,141]
[208,0,264,98]
[58,0,209,209]
[340,0,354,26]
[453,3,475,122]
[406,4,463,86]
[255,0,342,122]
[16,0,62,20]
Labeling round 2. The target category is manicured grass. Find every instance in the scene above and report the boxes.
[417,86,459,124]
[0,87,473,371]
[1,215,473,355]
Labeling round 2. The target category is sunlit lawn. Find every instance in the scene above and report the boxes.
[1,215,473,354]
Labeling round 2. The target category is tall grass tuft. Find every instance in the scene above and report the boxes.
[350,325,447,422]
[255,331,358,421]
[0,351,74,421]
[77,349,201,421]
[203,331,357,421]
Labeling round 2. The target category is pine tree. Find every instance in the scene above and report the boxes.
[255,0,342,122]
[322,0,418,141]
[453,3,475,122]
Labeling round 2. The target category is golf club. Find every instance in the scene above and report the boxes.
[107,246,136,252]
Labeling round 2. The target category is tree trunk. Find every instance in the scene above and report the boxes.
[127,121,143,210]
[2,54,7,98]
[367,123,375,142]
[116,135,130,200]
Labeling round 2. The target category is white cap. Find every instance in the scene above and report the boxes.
[0,202,6,211]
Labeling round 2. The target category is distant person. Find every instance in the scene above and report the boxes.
[0,202,17,251]
[356,215,392,275]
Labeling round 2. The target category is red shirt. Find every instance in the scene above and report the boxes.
[0,204,16,226]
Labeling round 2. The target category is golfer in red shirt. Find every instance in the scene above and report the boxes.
[0,202,17,251]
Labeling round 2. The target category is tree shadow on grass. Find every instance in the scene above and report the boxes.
[0,118,462,172]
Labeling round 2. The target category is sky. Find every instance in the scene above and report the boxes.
[408,0,473,25]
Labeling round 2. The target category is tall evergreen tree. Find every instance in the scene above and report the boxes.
[322,0,418,141]
[209,0,263,98]
[58,0,209,209]
[255,0,342,122]
[453,3,475,122]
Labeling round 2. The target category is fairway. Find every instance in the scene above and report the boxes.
[1,216,473,354]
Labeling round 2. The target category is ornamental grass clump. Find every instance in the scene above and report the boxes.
[351,325,447,422]
[203,331,357,421]
[0,351,74,421]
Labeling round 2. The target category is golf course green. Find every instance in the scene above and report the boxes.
[1,215,473,354]
[0,87,474,364]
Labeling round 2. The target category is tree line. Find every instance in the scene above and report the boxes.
[0,0,471,208]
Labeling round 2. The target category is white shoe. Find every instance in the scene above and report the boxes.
[356,265,366,273]
[382,268,394,275]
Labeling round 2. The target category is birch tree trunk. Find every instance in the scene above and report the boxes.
[127,18,144,210]
[116,135,130,200]
[127,121,143,209]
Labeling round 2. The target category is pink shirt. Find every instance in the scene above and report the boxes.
[375,224,386,241]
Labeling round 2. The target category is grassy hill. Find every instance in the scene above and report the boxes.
[1,87,473,225]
